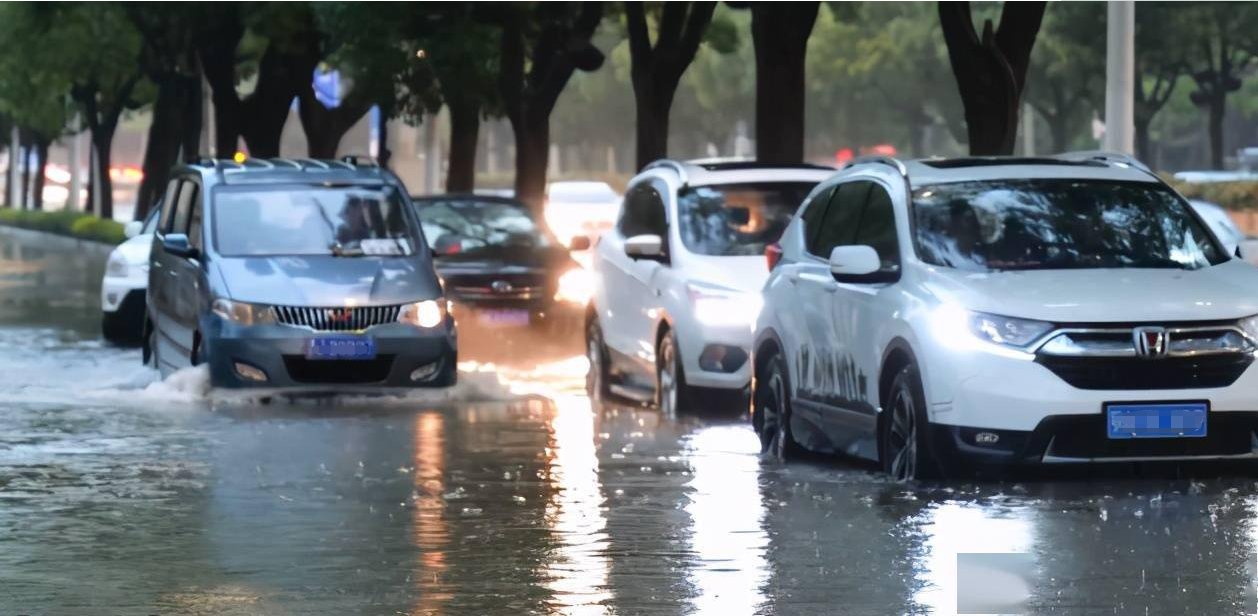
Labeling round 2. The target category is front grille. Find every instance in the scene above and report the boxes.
[1032,413,1258,460]
[449,285,545,300]
[1036,354,1253,390]
[282,355,396,383]
[272,305,401,332]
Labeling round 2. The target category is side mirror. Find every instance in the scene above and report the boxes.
[568,235,592,251]
[124,220,143,239]
[1238,239,1258,265]
[624,234,665,261]
[829,245,882,281]
[162,233,199,260]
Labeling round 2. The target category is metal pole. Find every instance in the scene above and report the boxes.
[1103,1,1135,154]
[67,120,82,211]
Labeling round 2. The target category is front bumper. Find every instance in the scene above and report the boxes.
[101,275,146,312]
[203,320,457,389]
[677,320,753,390]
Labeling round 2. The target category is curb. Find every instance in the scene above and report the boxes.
[0,224,117,257]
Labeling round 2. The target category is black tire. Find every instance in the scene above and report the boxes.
[880,364,944,481]
[656,332,693,416]
[585,319,610,401]
[101,311,133,345]
[142,318,156,368]
[756,353,804,461]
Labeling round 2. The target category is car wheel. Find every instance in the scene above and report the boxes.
[881,364,942,481]
[757,353,803,461]
[142,319,156,369]
[585,320,609,401]
[656,333,692,416]
[101,312,130,345]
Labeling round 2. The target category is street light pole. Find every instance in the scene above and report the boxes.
[1103,1,1135,155]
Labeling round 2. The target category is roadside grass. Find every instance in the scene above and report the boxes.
[0,207,126,245]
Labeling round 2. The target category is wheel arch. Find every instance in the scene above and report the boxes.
[877,337,919,461]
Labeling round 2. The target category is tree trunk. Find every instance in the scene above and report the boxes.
[298,95,372,159]
[137,81,180,220]
[31,138,48,210]
[446,100,480,193]
[93,129,116,221]
[634,86,671,170]
[18,142,29,210]
[750,2,819,165]
[513,113,550,213]
[1134,115,1152,163]
[376,108,392,169]
[1207,93,1226,170]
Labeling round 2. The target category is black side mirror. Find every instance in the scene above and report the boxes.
[162,233,199,260]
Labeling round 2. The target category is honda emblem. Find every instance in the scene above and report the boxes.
[1132,326,1167,359]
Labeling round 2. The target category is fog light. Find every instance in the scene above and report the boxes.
[107,292,120,305]
[234,362,268,382]
[974,431,1000,445]
[410,361,440,382]
[698,344,749,373]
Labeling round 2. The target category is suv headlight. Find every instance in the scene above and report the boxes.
[398,299,447,328]
[211,299,275,326]
[966,311,1053,349]
[554,268,595,305]
[688,282,762,328]
[1239,314,1258,343]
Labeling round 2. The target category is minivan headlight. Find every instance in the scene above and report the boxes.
[105,253,132,278]
[1239,314,1258,343]
[211,299,275,326]
[398,299,446,328]
[967,311,1053,348]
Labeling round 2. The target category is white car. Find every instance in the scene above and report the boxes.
[753,153,1258,479]
[544,181,622,249]
[1189,199,1258,265]
[101,206,159,343]
[586,159,833,414]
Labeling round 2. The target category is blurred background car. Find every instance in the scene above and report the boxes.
[100,203,160,344]
[1189,199,1258,265]
[414,193,594,358]
[543,180,621,259]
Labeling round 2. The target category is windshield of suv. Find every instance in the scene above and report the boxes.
[677,182,815,256]
[913,179,1228,272]
[214,185,416,257]
[416,198,554,255]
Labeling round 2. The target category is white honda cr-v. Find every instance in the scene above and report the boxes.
[586,159,833,414]
[753,152,1258,480]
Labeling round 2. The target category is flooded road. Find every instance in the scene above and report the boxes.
[3,230,1258,615]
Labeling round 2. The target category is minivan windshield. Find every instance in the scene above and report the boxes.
[913,179,1228,272]
[416,198,554,255]
[677,182,815,256]
[214,185,417,257]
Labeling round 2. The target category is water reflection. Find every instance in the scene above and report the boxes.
[911,501,1035,613]
[411,411,452,614]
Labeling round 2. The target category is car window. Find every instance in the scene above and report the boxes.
[214,185,418,257]
[185,183,203,251]
[142,204,162,234]
[811,180,871,257]
[853,183,900,274]
[158,179,180,234]
[417,198,553,255]
[169,178,196,236]
[618,184,667,238]
[800,185,835,251]
[676,182,815,256]
[913,179,1229,271]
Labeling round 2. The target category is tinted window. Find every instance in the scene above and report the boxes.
[854,184,899,273]
[618,185,667,238]
[158,180,180,233]
[676,182,814,257]
[913,180,1228,271]
[811,181,870,257]
[800,186,834,251]
[169,179,196,236]
[417,199,553,255]
[214,185,417,257]
[186,185,203,251]
[141,204,162,234]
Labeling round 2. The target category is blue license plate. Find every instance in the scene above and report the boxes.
[306,336,376,360]
[1106,402,1208,439]
[477,309,530,327]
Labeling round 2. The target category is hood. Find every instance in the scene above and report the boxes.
[922,261,1258,323]
[686,255,769,294]
[215,255,440,306]
[114,233,153,264]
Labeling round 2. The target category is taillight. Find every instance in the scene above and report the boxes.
[765,242,783,270]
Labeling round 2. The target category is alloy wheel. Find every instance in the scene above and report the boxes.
[658,338,678,418]
[760,365,790,460]
[586,323,604,401]
[887,382,918,481]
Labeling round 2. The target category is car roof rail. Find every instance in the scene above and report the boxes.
[341,154,378,168]
[295,158,332,170]
[1055,150,1152,174]
[269,158,303,170]
[843,155,908,177]
[642,159,689,184]
[240,158,276,170]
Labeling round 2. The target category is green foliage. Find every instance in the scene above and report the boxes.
[1165,178,1258,211]
[0,208,126,244]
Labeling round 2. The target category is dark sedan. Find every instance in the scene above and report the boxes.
[413,194,592,355]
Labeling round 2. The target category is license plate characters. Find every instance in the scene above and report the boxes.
[477,309,530,327]
[306,336,376,360]
[1106,402,1207,439]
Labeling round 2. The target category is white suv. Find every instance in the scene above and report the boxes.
[753,153,1258,479]
[586,159,833,414]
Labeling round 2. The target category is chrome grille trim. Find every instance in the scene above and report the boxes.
[272,305,402,332]
[1034,325,1255,358]
[449,285,545,300]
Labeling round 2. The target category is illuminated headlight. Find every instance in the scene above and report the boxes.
[398,299,446,328]
[930,305,1051,356]
[105,253,131,278]
[554,268,596,305]
[689,283,762,328]
[211,299,275,326]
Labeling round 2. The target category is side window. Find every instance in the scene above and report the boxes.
[618,185,667,238]
[169,178,195,237]
[185,183,203,251]
[799,186,835,253]
[854,184,900,273]
[811,181,871,258]
[157,180,181,234]
[142,202,162,234]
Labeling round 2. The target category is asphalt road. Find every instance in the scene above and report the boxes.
[2,229,1258,615]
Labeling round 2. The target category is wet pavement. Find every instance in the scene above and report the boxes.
[3,230,1258,615]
